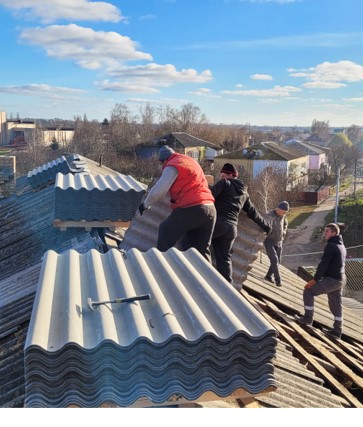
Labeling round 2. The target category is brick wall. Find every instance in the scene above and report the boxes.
[0,156,16,198]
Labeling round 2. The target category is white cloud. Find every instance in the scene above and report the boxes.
[126,97,188,106]
[0,83,85,95]
[0,0,123,24]
[222,85,301,97]
[189,88,220,98]
[250,73,273,80]
[302,81,347,89]
[20,24,152,69]
[343,97,363,102]
[290,60,363,88]
[98,80,161,94]
[103,63,213,92]
[140,14,157,21]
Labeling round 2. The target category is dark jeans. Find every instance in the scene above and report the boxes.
[264,238,282,281]
[211,221,237,283]
[157,204,216,262]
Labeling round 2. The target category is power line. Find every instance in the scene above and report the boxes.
[282,244,363,258]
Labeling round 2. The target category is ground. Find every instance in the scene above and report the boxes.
[281,194,337,274]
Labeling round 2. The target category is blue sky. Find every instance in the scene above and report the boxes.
[1,0,363,127]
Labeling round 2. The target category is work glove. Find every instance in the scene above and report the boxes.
[265,225,272,235]
[138,202,147,216]
[305,279,316,289]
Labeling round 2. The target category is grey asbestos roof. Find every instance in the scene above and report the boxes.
[215,141,305,162]
[24,247,277,407]
[147,132,221,150]
[283,140,326,155]
[27,155,72,188]
[0,154,130,408]
[54,172,146,221]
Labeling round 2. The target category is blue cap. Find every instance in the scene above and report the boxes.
[159,145,175,161]
[278,201,290,211]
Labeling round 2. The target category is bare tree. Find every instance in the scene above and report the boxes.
[108,103,139,155]
[69,116,104,158]
[346,124,362,145]
[311,119,330,142]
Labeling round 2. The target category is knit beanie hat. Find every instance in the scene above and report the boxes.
[278,201,290,211]
[221,163,238,177]
[159,145,175,161]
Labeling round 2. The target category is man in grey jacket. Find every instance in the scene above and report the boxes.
[264,201,289,286]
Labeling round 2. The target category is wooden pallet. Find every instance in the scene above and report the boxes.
[53,219,131,231]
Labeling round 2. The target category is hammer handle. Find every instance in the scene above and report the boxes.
[114,294,151,304]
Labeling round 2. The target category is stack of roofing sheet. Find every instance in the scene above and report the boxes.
[24,247,278,407]
[27,156,72,188]
[54,173,147,221]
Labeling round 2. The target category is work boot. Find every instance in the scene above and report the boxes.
[323,320,342,339]
[294,312,313,326]
[264,275,274,283]
[322,327,341,339]
[275,280,282,287]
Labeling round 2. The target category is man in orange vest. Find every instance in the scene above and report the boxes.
[139,145,216,262]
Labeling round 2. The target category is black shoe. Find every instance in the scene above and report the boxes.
[294,314,313,326]
[275,280,282,287]
[264,275,274,283]
[322,327,341,339]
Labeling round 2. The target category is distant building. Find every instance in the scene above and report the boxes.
[283,139,329,174]
[136,132,224,163]
[0,111,74,147]
[214,141,308,190]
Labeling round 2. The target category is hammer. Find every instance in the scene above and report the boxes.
[87,293,151,311]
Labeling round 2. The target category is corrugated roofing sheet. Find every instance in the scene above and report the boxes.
[345,258,363,291]
[24,247,278,407]
[27,156,72,188]
[54,172,147,221]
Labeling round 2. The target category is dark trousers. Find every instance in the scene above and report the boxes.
[264,238,282,281]
[211,221,237,283]
[303,276,345,320]
[157,204,216,262]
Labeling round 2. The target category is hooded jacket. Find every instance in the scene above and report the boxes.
[264,209,288,244]
[211,178,270,231]
[314,234,347,281]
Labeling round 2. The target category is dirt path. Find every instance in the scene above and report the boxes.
[280,194,338,274]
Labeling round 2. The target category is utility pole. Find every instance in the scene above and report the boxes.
[334,167,340,223]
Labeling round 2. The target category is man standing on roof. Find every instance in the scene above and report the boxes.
[138,146,216,262]
[263,201,289,287]
[210,163,271,286]
[295,223,346,339]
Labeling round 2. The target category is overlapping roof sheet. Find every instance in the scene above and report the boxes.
[27,156,72,188]
[54,173,147,221]
[24,247,278,407]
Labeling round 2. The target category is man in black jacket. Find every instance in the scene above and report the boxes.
[295,223,347,339]
[210,163,271,287]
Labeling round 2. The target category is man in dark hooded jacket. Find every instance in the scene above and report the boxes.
[295,223,347,339]
[210,163,271,287]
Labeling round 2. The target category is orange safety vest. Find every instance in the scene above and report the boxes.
[163,153,215,209]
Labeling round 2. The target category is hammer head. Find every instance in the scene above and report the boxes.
[87,297,95,311]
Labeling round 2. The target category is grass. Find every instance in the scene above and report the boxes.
[324,188,363,224]
[287,204,317,229]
